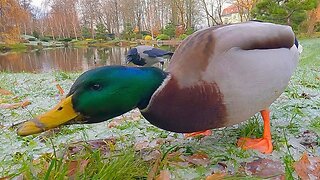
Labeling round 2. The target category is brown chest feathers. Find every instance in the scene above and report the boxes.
[141,77,227,133]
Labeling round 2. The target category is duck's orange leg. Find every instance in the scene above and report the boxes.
[184,130,212,138]
[237,109,273,154]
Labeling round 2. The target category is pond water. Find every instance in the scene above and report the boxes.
[0,46,176,73]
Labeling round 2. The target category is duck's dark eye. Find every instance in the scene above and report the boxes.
[57,107,63,111]
[91,84,102,91]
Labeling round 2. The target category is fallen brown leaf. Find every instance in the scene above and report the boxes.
[107,118,124,128]
[14,174,23,180]
[185,130,212,138]
[0,100,31,109]
[185,153,210,166]
[155,170,170,180]
[0,103,19,109]
[0,88,12,95]
[166,151,185,164]
[299,130,319,148]
[143,150,161,162]
[0,176,10,180]
[206,173,225,180]
[67,159,89,177]
[21,100,31,108]
[0,174,23,180]
[243,158,284,178]
[293,152,320,180]
[130,110,142,121]
[147,156,161,180]
[67,138,116,155]
[134,141,150,151]
[55,84,65,95]
[38,128,62,142]
[209,162,228,174]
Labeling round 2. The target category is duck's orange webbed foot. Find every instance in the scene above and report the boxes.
[184,130,212,138]
[237,137,273,154]
[237,109,273,154]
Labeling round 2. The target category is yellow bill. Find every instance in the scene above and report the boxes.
[17,95,80,136]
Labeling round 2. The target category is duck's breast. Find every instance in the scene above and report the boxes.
[140,75,228,133]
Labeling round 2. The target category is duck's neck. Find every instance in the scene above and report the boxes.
[134,67,168,109]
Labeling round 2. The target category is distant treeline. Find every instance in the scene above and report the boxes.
[0,0,319,44]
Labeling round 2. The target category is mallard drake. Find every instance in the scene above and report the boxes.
[17,21,299,154]
[126,45,173,68]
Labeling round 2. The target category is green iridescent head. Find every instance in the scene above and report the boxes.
[17,66,167,136]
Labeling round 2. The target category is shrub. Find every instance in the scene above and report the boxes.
[28,38,37,41]
[162,23,175,38]
[32,31,40,39]
[106,33,115,39]
[121,23,134,40]
[179,34,188,40]
[88,40,98,44]
[40,37,51,42]
[135,33,143,39]
[185,27,195,35]
[82,26,91,39]
[144,35,152,40]
[156,34,170,40]
[141,31,151,36]
[58,38,73,42]
[95,23,107,40]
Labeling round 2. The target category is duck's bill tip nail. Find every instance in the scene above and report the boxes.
[17,96,79,136]
[17,120,43,136]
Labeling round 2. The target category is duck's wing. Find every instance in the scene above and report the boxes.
[168,21,298,87]
[143,48,173,58]
[127,47,138,56]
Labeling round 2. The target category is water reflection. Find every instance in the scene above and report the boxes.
[0,46,176,73]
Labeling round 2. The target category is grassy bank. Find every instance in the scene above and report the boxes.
[0,37,181,53]
[71,39,181,47]
[299,38,320,67]
[0,44,28,53]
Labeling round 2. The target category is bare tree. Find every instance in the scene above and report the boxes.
[235,0,257,21]
[0,0,29,42]
[200,0,220,26]
[79,0,99,38]
[1,0,208,42]
[306,3,320,35]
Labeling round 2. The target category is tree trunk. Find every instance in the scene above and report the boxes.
[171,1,178,25]
[114,0,120,35]
[90,20,94,39]
[307,10,317,35]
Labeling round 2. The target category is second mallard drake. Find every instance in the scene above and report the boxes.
[17,21,299,154]
[126,45,174,68]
